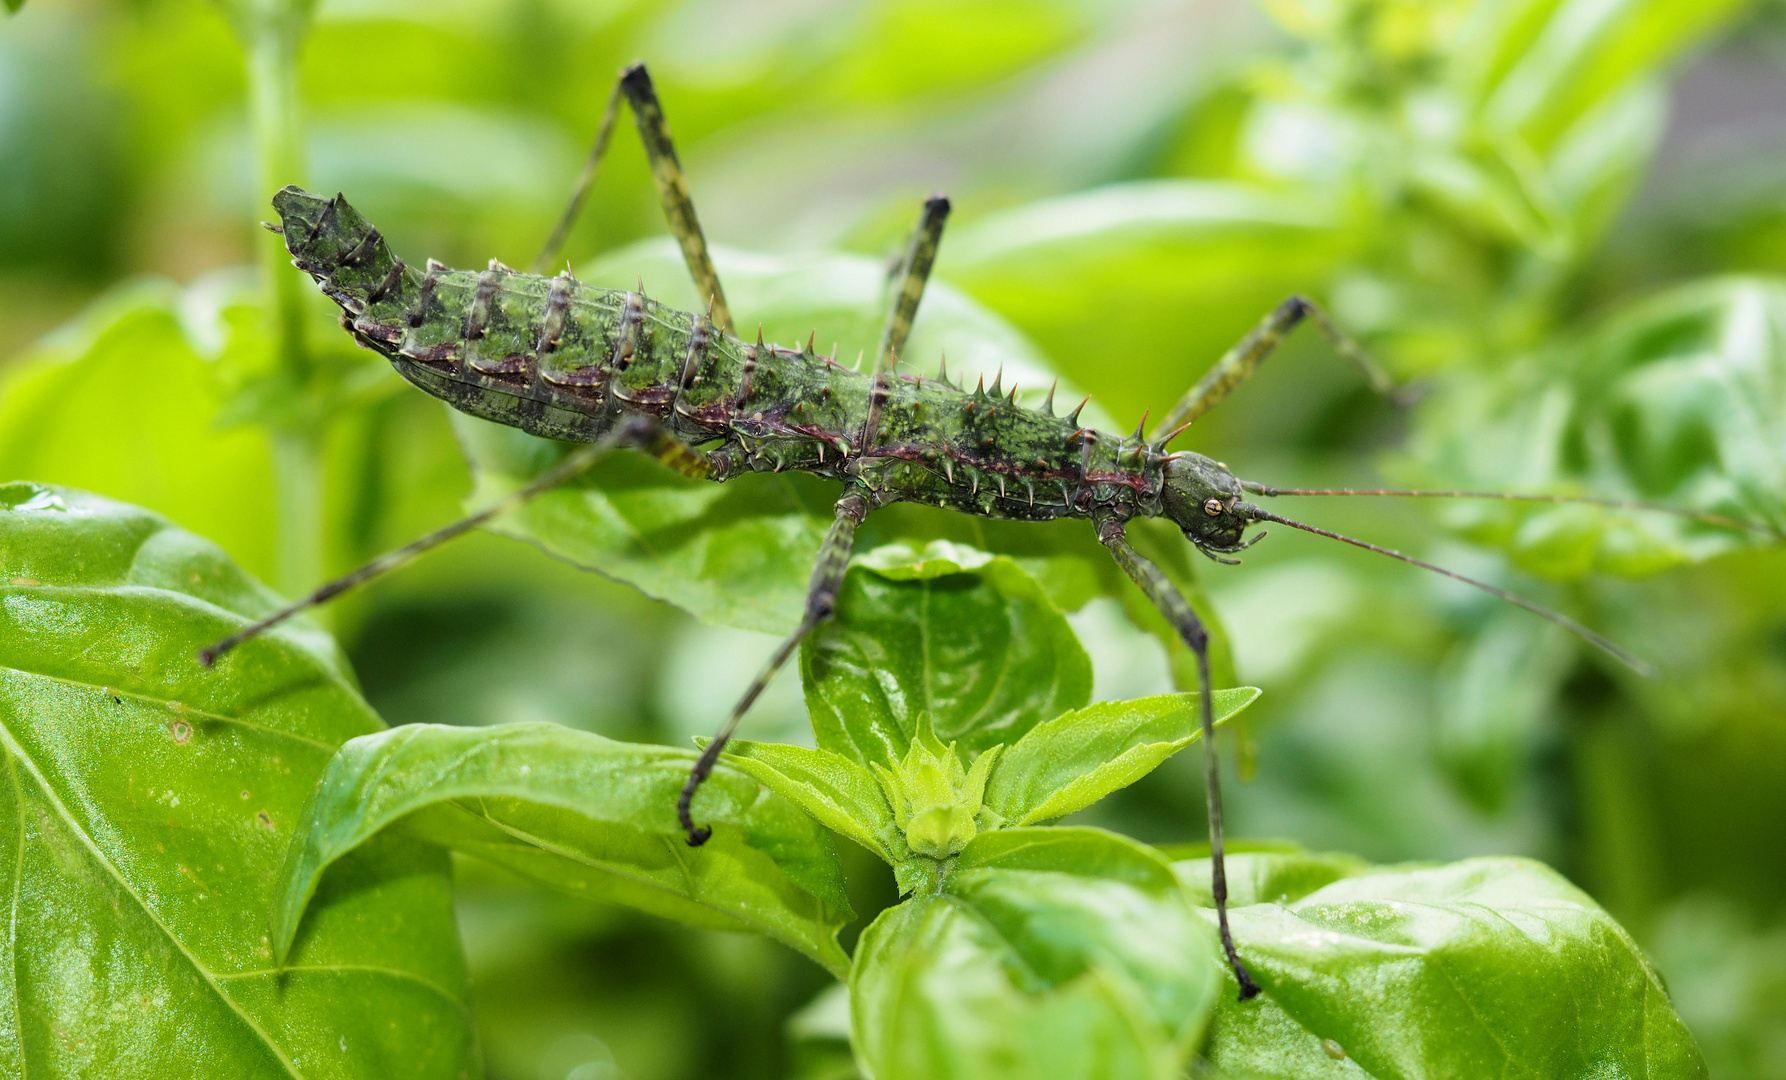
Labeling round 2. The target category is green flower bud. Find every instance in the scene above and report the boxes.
[870,714,1002,859]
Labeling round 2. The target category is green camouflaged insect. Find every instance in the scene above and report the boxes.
[207,62,1695,1001]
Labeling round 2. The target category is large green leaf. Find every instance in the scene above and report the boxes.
[983,688,1259,827]
[0,483,475,1078]
[459,242,1087,636]
[801,548,1092,767]
[1177,851,1708,1079]
[1406,276,1786,578]
[275,721,853,977]
[851,828,1219,1080]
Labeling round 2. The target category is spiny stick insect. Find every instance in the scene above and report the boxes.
[200,62,1767,1000]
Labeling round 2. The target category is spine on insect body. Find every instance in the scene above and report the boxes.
[271,186,1168,523]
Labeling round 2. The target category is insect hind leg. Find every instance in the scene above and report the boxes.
[198,416,704,667]
[1097,513,1261,1001]
[680,489,870,845]
[533,62,734,334]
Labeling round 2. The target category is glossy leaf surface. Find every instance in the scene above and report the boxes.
[983,688,1260,826]
[711,738,903,865]
[1179,852,1708,1079]
[801,551,1092,766]
[852,829,1218,1080]
[276,721,853,977]
[0,483,475,1078]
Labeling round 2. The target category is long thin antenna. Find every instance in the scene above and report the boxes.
[1243,481,1778,537]
[1244,506,1652,677]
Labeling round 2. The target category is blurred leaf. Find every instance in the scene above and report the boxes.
[713,738,905,865]
[461,241,1087,635]
[0,12,122,269]
[1116,517,1238,693]
[1474,0,1751,155]
[812,0,1089,105]
[787,982,863,1080]
[1646,895,1786,1080]
[1240,0,1750,369]
[948,181,1349,424]
[802,550,1092,767]
[276,721,854,977]
[851,830,1219,1080]
[1407,275,1786,578]
[0,283,279,579]
[0,483,474,1077]
[984,688,1260,826]
[1177,852,1708,1079]
[1434,610,1572,814]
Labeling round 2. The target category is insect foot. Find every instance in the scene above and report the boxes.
[869,714,1003,861]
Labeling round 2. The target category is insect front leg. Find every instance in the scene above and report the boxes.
[679,489,871,845]
[533,62,733,333]
[1147,296,1398,446]
[1096,513,1262,1001]
[199,416,705,666]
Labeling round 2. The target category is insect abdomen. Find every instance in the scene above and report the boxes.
[272,186,676,443]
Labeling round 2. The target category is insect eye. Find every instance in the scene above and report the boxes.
[1203,498,1223,516]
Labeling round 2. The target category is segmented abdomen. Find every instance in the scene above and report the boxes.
[272,186,1161,523]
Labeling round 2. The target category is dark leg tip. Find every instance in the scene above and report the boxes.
[1235,967,1262,1001]
[196,649,217,668]
[684,825,711,847]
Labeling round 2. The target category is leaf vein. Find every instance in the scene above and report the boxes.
[0,721,306,1079]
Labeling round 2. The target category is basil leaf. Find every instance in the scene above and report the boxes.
[803,551,1091,767]
[276,721,853,977]
[984,688,1260,826]
[0,484,474,1077]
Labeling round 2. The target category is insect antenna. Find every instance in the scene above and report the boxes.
[1242,481,1779,537]
[1243,506,1653,676]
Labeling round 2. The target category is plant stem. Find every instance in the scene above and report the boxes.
[239,0,324,601]
[247,14,310,386]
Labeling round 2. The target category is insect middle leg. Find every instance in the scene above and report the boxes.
[679,489,871,845]
[198,416,706,665]
[1147,296,1398,445]
[533,62,734,333]
[1096,512,1262,1001]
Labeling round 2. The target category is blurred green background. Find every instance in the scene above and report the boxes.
[4,0,1786,1076]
